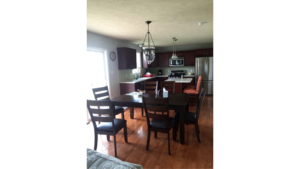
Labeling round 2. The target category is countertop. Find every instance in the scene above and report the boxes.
[164,78,193,83]
[119,75,195,84]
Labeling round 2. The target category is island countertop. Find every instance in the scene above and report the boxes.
[164,78,193,83]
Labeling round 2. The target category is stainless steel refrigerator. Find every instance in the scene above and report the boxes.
[195,57,213,95]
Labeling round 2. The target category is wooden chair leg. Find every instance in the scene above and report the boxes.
[107,135,110,141]
[124,125,128,143]
[141,108,143,117]
[195,123,201,143]
[114,135,117,157]
[173,123,177,141]
[168,132,171,155]
[146,130,151,150]
[94,133,98,150]
[154,131,157,138]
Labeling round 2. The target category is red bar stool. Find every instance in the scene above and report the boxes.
[183,76,202,105]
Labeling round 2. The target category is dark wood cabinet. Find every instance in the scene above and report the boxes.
[117,47,137,69]
[142,52,159,68]
[158,52,171,67]
[119,78,159,95]
[182,50,195,66]
[195,48,213,57]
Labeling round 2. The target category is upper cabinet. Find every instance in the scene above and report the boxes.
[142,51,159,68]
[195,48,213,57]
[117,47,137,69]
[182,50,195,66]
[158,52,172,67]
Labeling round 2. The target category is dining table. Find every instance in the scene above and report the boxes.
[111,92,189,144]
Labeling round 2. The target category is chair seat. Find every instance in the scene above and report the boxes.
[97,119,127,133]
[183,86,198,94]
[150,118,175,130]
[175,112,196,123]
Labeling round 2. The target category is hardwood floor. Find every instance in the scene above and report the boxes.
[86,96,213,169]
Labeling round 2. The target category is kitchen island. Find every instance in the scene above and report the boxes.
[119,76,195,95]
[164,78,193,93]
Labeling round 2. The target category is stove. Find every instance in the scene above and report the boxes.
[168,70,185,78]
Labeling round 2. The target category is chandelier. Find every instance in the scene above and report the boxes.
[140,21,156,64]
[171,37,178,59]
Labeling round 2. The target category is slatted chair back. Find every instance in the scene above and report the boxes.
[195,88,206,120]
[142,97,170,128]
[87,100,116,133]
[92,86,110,100]
[144,81,158,93]
[161,81,175,94]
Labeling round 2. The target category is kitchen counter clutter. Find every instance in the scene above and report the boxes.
[164,78,193,83]
[119,75,194,84]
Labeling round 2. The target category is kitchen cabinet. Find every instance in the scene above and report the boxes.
[182,77,195,88]
[195,48,213,57]
[117,47,137,69]
[142,52,159,68]
[182,50,195,66]
[158,52,172,67]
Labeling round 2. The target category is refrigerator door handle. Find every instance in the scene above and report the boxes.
[204,58,208,80]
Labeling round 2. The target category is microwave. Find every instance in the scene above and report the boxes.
[169,57,184,66]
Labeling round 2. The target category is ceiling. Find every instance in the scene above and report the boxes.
[87,0,213,47]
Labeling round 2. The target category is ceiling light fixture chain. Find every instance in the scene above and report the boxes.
[140,21,156,65]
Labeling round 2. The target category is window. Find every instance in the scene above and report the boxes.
[86,48,108,100]
[132,52,141,75]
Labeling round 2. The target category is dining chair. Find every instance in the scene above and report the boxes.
[144,81,158,93]
[87,100,128,157]
[161,81,175,94]
[142,96,177,155]
[142,81,158,116]
[176,88,206,143]
[92,86,125,119]
[183,76,202,105]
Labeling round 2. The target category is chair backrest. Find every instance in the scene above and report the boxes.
[87,100,115,133]
[92,86,110,100]
[195,88,206,120]
[161,81,175,94]
[144,81,158,93]
[142,97,170,128]
[196,76,202,92]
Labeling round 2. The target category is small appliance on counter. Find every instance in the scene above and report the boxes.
[168,70,185,78]
[158,69,162,75]
[142,73,153,77]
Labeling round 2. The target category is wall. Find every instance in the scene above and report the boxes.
[87,31,141,98]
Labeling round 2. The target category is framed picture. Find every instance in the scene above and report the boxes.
[110,51,116,61]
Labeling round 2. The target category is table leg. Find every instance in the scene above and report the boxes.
[179,106,185,144]
[185,101,189,112]
[130,107,134,119]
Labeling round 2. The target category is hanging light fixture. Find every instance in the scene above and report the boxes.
[140,21,155,64]
[171,37,178,59]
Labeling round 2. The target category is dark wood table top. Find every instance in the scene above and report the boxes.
[111,92,189,107]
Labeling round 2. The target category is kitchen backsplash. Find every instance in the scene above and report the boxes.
[147,66,195,76]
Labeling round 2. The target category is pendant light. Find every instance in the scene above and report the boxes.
[171,37,178,59]
[141,21,156,64]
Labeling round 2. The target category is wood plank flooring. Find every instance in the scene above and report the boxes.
[86,96,213,169]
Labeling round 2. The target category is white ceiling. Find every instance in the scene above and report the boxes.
[87,0,213,47]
